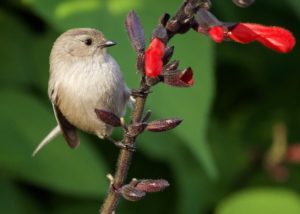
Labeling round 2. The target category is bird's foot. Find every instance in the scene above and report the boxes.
[114,141,136,152]
[106,136,136,152]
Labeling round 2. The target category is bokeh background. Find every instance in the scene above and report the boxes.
[1,0,299,213]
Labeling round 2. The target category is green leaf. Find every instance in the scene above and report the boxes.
[0,10,34,87]
[216,188,300,214]
[286,0,300,20]
[0,90,108,198]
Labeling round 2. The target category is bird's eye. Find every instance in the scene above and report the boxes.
[84,38,93,46]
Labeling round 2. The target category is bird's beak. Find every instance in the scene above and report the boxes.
[100,40,117,48]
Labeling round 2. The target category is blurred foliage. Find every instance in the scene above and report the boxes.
[0,0,299,214]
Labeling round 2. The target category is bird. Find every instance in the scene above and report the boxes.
[33,28,129,156]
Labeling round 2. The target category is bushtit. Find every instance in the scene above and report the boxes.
[33,28,129,156]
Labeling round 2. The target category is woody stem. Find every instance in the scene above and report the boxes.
[100,88,148,214]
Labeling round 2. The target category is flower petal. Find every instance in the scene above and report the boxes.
[208,26,224,43]
[228,23,296,53]
[145,38,165,78]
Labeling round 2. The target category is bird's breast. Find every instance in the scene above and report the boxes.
[51,54,128,137]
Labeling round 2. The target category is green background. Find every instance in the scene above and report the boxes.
[0,0,299,213]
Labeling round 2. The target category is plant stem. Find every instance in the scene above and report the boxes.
[100,94,147,214]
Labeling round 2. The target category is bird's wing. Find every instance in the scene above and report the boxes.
[52,103,80,148]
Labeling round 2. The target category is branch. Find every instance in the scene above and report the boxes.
[99,0,206,213]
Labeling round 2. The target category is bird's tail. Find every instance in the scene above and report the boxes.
[32,125,61,157]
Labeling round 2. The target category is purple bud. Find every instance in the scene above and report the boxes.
[135,179,170,193]
[125,11,146,53]
[146,118,182,132]
[120,185,146,202]
[95,109,121,127]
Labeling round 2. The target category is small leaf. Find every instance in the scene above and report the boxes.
[146,118,182,132]
[135,179,170,193]
[125,10,146,53]
[94,109,121,127]
[120,184,146,202]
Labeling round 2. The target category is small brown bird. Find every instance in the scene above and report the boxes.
[33,28,129,156]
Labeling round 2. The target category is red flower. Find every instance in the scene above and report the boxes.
[208,26,224,43]
[207,23,295,53]
[228,23,296,53]
[145,38,165,78]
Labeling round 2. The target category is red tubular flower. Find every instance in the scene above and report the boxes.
[208,26,224,43]
[227,23,296,53]
[145,38,165,78]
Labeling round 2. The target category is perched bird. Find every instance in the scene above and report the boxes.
[33,28,129,156]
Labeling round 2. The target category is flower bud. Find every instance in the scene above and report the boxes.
[95,109,121,127]
[146,118,182,132]
[135,179,170,193]
[120,184,146,202]
[125,11,145,53]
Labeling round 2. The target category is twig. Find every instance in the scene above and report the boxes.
[100,1,209,213]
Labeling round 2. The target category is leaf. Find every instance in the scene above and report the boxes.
[0,90,108,198]
[216,188,300,214]
[0,10,34,87]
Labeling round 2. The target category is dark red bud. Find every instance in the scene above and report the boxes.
[135,179,170,193]
[95,109,121,127]
[146,118,182,132]
[120,184,146,202]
